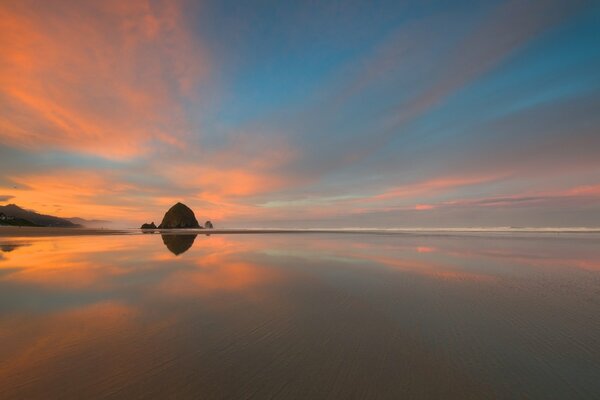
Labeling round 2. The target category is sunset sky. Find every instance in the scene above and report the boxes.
[1,0,599,228]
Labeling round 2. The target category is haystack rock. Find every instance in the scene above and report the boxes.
[140,222,157,229]
[158,202,200,229]
[204,220,214,229]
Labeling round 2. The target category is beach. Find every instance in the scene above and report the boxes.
[0,229,599,399]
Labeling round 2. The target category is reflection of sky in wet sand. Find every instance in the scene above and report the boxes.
[0,233,599,399]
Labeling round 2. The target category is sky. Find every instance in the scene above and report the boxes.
[0,0,599,228]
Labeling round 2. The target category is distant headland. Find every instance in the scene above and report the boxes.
[0,204,106,228]
[141,202,213,230]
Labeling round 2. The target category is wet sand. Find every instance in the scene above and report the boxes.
[2,226,599,238]
[0,231,599,399]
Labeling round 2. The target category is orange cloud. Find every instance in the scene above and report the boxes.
[1,162,294,224]
[147,136,303,221]
[2,170,155,222]
[415,204,434,211]
[0,0,208,158]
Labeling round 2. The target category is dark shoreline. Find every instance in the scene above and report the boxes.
[1,226,599,238]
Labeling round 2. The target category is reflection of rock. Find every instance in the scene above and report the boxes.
[161,234,197,255]
[1,243,28,252]
[158,203,200,229]
[140,222,157,229]
[204,220,214,229]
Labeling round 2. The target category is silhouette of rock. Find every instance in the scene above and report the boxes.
[161,234,197,255]
[140,222,157,229]
[158,202,200,229]
[204,220,214,229]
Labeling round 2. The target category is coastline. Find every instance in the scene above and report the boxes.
[1,226,600,238]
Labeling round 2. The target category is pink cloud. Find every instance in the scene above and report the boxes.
[367,173,508,202]
[420,184,600,211]
[415,204,435,211]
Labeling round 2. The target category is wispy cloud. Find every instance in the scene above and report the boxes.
[293,0,590,174]
[0,0,208,159]
[417,184,600,211]
[0,0,598,227]
[367,174,508,202]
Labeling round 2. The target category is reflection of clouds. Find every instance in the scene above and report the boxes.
[254,235,498,282]
[0,235,288,397]
[0,301,139,396]
[158,235,281,296]
[364,254,497,282]
[240,234,600,281]
[0,236,136,289]
[0,235,282,301]
[25,234,600,296]
[433,242,600,272]
[0,232,598,398]
[159,261,276,296]
[1,232,598,308]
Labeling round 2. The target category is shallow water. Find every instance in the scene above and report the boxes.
[0,232,599,399]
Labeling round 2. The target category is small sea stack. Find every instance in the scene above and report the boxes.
[204,220,214,229]
[140,222,157,229]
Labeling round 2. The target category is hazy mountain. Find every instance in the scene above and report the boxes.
[0,204,80,227]
[65,217,110,228]
[0,216,40,227]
